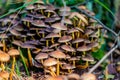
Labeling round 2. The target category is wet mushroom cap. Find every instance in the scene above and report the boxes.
[80,73,96,80]
[8,49,20,56]
[45,33,60,38]
[62,64,75,70]
[0,71,9,79]
[82,54,94,62]
[68,73,80,80]
[61,45,75,52]
[49,50,66,59]
[72,38,84,43]
[43,58,57,67]
[51,23,67,30]
[35,53,48,60]
[77,45,91,52]
[58,35,72,43]
[0,53,10,62]
[32,20,46,27]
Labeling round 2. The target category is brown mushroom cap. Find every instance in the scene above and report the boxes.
[35,53,48,60]
[8,49,20,56]
[43,58,57,67]
[49,50,66,59]
[51,23,67,30]
[61,45,75,52]
[62,64,75,70]
[77,45,91,52]
[58,35,72,43]
[49,43,60,48]
[72,38,84,43]
[45,33,60,38]
[82,54,94,62]
[0,71,9,79]
[26,4,35,10]
[67,28,79,34]
[68,73,80,80]
[0,53,10,62]
[32,20,46,27]
[60,6,71,12]
[80,73,96,80]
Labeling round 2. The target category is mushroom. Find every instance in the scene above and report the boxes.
[67,28,79,39]
[77,45,91,56]
[58,35,72,45]
[21,43,36,67]
[67,73,80,80]
[0,51,10,71]
[35,52,48,64]
[77,54,94,69]
[45,33,60,44]
[0,71,9,80]
[49,50,66,76]
[0,33,8,52]
[8,49,20,80]
[72,38,84,48]
[43,58,57,77]
[62,64,75,73]
[80,73,96,80]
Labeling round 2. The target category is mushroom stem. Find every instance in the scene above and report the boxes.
[46,40,49,47]
[47,12,51,17]
[72,33,75,39]
[76,43,79,48]
[40,9,44,15]
[56,58,60,76]
[41,59,43,64]
[42,33,45,38]
[36,29,41,37]
[10,56,16,80]
[2,22,4,26]
[73,60,76,66]
[27,22,30,28]
[77,32,80,38]
[68,69,72,73]
[83,51,86,57]
[59,32,61,37]
[28,48,33,67]
[78,19,81,27]
[1,62,5,71]
[49,67,56,77]
[2,40,6,52]
[51,38,54,44]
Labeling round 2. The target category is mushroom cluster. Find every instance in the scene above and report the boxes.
[0,0,104,79]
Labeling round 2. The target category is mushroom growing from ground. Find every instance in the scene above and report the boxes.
[49,50,66,76]
[0,71,9,80]
[35,52,48,64]
[8,49,20,80]
[0,51,10,71]
[43,58,57,77]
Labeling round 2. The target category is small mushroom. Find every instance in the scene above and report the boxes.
[49,50,66,76]
[0,71,9,80]
[8,49,20,80]
[67,73,80,80]
[35,52,48,64]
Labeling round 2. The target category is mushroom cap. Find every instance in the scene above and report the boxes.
[41,47,54,52]
[49,50,66,59]
[12,40,23,47]
[72,38,84,43]
[9,29,21,36]
[58,35,72,43]
[82,54,94,62]
[77,45,91,52]
[46,76,64,80]
[67,28,79,34]
[49,43,60,48]
[51,23,67,30]
[8,49,20,56]
[35,53,48,60]
[64,19,72,25]
[61,45,75,52]
[0,53,10,62]
[21,43,36,49]
[62,64,75,70]
[45,18,56,23]
[43,58,57,67]
[68,73,80,80]
[45,33,60,38]
[0,33,8,39]
[85,29,94,35]
[80,73,96,80]
[0,71,9,79]
[32,20,46,27]
[88,42,99,48]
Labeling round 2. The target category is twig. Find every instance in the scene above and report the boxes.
[61,0,66,26]
[72,6,118,37]
[88,44,118,73]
